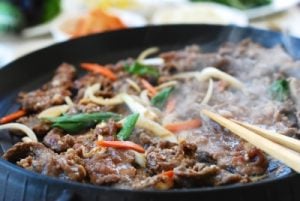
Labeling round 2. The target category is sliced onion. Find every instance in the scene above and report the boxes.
[196,67,243,90]
[140,90,151,105]
[201,78,214,105]
[172,72,195,79]
[126,78,141,92]
[64,96,74,107]
[141,58,165,66]
[85,84,124,106]
[137,47,159,61]
[172,67,244,90]
[155,81,178,91]
[83,83,98,99]
[89,93,124,106]
[136,116,177,143]
[121,94,157,120]
[0,123,38,142]
[132,95,149,107]
[133,151,146,168]
[38,105,70,118]
[22,136,33,142]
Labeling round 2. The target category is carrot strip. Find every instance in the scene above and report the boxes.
[165,98,176,113]
[164,119,202,133]
[161,170,174,178]
[0,109,26,124]
[81,63,117,81]
[97,140,145,153]
[141,79,157,96]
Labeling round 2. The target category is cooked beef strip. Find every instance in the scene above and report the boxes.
[3,142,86,182]
[133,162,246,189]
[160,45,230,78]
[218,39,291,80]
[146,141,197,175]
[67,103,112,115]
[18,63,76,112]
[84,147,136,185]
[160,45,200,74]
[196,151,216,164]
[173,162,246,187]
[132,171,174,189]
[43,128,75,153]
[57,148,87,181]
[3,142,46,163]
[175,118,268,176]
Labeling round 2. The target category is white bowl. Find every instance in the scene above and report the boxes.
[51,9,147,42]
[151,2,248,26]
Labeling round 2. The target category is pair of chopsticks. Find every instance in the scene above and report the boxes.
[202,109,300,173]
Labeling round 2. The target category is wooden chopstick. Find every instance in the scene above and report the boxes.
[232,120,300,153]
[202,109,300,173]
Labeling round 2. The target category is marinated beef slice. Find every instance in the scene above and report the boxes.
[18,63,76,112]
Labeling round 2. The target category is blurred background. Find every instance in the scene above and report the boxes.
[0,0,300,67]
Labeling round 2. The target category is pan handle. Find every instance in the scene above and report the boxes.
[55,190,75,201]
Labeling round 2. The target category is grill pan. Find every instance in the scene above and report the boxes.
[0,25,300,201]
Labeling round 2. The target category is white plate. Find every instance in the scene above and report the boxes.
[0,45,14,68]
[50,9,147,42]
[246,0,300,19]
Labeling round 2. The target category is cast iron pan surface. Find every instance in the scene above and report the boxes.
[0,25,300,201]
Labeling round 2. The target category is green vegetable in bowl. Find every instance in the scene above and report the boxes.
[190,0,272,9]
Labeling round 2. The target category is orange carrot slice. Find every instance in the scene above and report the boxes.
[164,119,202,133]
[161,170,174,178]
[141,79,157,96]
[0,110,26,124]
[97,140,145,153]
[81,63,117,81]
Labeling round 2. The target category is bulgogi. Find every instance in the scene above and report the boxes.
[1,39,299,189]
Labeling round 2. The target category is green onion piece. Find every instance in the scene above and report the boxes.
[45,112,121,133]
[117,113,139,141]
[151,87,174,109]
[124,62,159,78]
[269,79,289,102]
